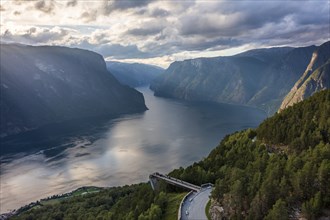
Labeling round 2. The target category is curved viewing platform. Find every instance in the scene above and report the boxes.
[149,172,213,220]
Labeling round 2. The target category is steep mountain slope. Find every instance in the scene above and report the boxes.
[106,61,164,87]
[10,90,330,220]
[0,44,147,138]
[151,44,319,115]
[280,41,330,110]
[169,89,330,219]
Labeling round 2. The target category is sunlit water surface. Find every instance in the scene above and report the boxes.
[0,87,267,212]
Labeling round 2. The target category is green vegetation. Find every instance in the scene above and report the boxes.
[10,184,187,220]
[162,193,186,220]
[205,200,211,220]
[258,89,330,151]
[169,90,330,219]
[11,90,330,219]
[70,186,101,196]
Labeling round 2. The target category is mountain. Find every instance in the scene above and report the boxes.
[0,44,147,138]
[10,90,330,220]
[106,61,164,87]
[150,44,319,115]
[170,89,330,219]
[279,41,330,110]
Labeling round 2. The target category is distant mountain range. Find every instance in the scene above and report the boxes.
[280,41,330,110]
[106,61,164,87]
[2,42,328,138]
[9,86,330,220]
[0,44,147,138]
[151,42,330,114]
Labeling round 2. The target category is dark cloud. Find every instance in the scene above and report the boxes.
[67,40,156,59]
[179,3,291,37]
[34,0,55,14]
[172,0,329,54]
[127,26,164,36]
[13,11,21,16]
[251,22,330,48]
[150,8,170,17]
[29,27,37,34]
[95,43,151,59]
[136,7,170,17]
[179,15,228,37]
[179,1,327,39]
[80,10,98,23]
[102,0,153,15]
[66,0,77,7]
[135,36,241,58]
[2,0,328,63]
[180,38,242,52]
[110,0,152,10]
[1,27,70,45]
[91,32,110,44]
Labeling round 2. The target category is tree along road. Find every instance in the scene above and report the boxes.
[181,187,212,220]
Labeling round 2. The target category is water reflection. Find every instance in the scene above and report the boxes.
[0,87,266,212]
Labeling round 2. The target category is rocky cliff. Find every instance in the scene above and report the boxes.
[0,44,147,137]
[279,41,330,110]
[150,45,318,115]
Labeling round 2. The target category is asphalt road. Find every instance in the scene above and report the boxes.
[181,187,212,220]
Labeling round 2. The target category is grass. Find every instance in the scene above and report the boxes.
[71,186,101,196]
[163,193,187,220]
[19,186,102,214]
[205,199,211,220]
[40,197,67,206]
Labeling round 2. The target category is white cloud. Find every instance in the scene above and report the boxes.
[0,25,79,45]
[0,0,329,68]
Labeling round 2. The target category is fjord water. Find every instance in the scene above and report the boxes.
[0,87,266,212]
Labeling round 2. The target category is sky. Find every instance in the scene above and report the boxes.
[0,0,329,68]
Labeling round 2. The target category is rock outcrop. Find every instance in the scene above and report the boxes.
[279,41,330,110]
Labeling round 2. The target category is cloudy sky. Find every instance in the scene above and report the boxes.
[1,0,329,67]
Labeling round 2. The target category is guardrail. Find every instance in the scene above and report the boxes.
[150,172,201,192]
[149,172,213,220]
[177,190,194,220]
[177,183,214,220]
[201,183,214,188]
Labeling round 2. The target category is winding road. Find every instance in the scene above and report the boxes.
[181,187,212,220]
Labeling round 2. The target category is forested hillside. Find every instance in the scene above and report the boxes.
[169,89,330,219]
[258,89,330,150]
[10,90,330,220]
[10,184,184,220]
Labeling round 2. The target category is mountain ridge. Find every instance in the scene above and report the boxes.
[150,44,321,115]
[0,44,147,138]
[106,61,164,87]
[8,89,330,220]
[279,41,330,110]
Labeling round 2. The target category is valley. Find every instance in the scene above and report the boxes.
[1,2,329,217]
[7,90,330,220]
[0,87,266,213]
